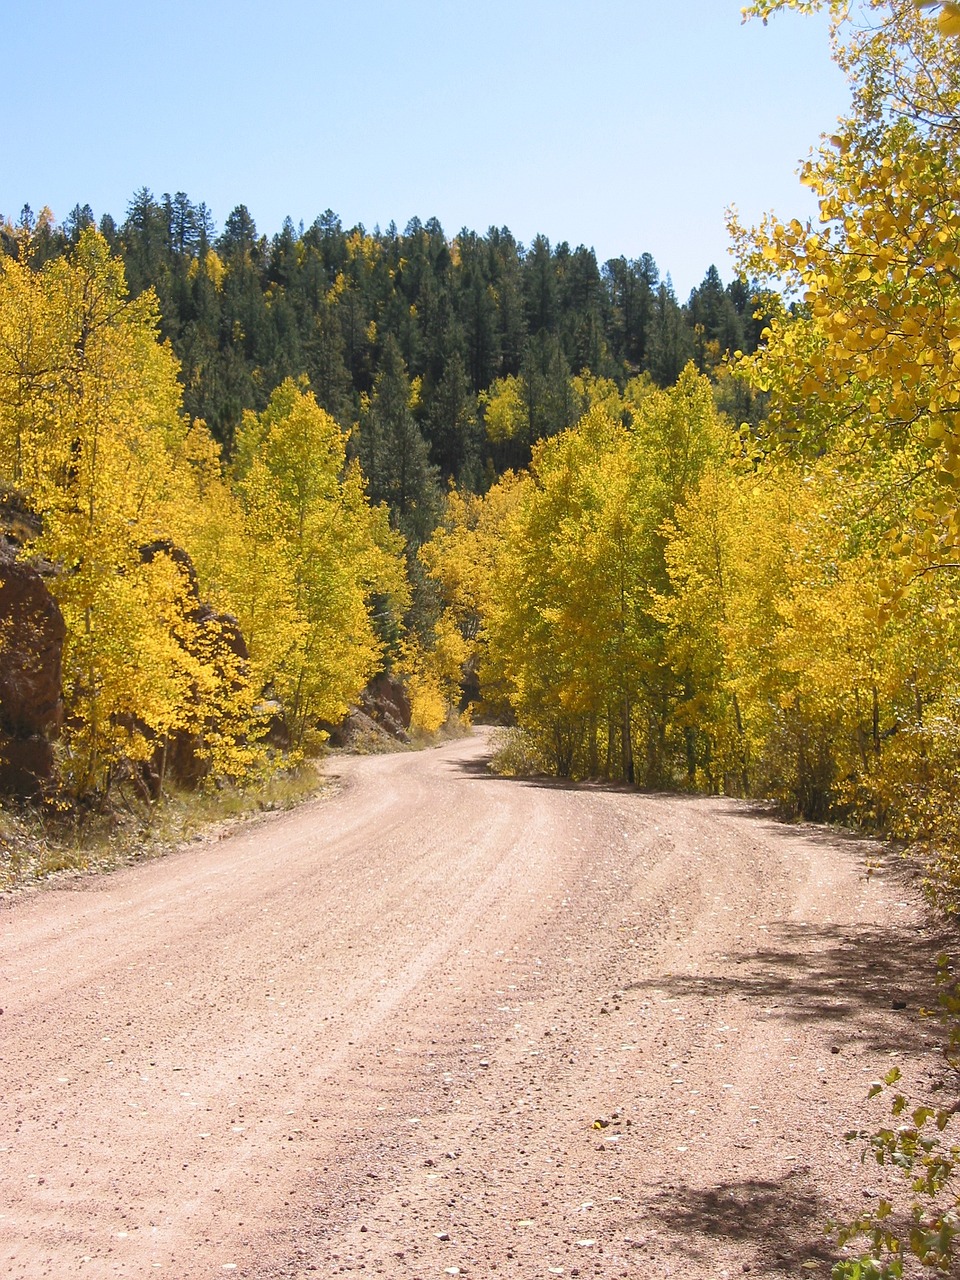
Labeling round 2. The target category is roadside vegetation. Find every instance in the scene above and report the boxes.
[425,3,960,1270]
[0,763,324,892]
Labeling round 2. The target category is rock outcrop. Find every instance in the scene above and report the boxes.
[0,539,65,796]
[0,506,257,801]
[325,673,412,749]
[361,674,412,740]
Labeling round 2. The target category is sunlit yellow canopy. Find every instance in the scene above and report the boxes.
[916,0,960,37]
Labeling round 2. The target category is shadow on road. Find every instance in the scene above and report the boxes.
[633,1171,840,1273]
[627,918,952,1054]
[454,746,959,1054]
[449,753,647,794]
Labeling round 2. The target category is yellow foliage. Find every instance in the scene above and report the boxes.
[479,375,526,443]
[420,474,526,644]
[400,615,470,736]
[203,249,225,291]
[0,233,270,795]
[230,380,409,744]
[0,235,412,799]
[570,372,626,424]
[463,375,727,781]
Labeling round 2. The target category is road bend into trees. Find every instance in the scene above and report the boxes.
[0,730,944,1278]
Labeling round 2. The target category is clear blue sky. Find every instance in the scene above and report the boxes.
[2,0,847,298]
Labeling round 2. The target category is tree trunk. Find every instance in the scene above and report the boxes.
[622,696,634,785]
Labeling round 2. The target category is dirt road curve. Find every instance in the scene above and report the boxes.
[0,731,947,1278]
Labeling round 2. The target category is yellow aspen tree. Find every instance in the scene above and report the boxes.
[229,380,408,747]
[417,475,527,726]
[0,233,201,795]
[481,377,725,782]
[732,10,960,1264]
[736,0,960,582]
[0,232,267,797]
[398,615,471,736]
[657,463,794,794]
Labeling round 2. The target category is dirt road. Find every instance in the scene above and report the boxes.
[0,731,948,1278]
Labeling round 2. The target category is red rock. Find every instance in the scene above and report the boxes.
[0,540,65,796]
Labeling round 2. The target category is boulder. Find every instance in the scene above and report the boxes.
[195,602,248,661]
[320,674,413,750]
[0,540,65,796]
[326,707,397,751]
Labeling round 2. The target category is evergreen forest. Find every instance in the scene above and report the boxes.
[4,194,765,485]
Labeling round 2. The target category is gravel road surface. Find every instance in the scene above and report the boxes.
[0,730,947,1278]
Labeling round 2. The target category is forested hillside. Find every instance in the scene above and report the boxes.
[2,198,764,493]
[0,230,417,802]
[6,2,960,1266]
[0,194,767,809]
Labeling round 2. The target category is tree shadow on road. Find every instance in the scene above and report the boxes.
[448,753,652,794]
[627,917,953,1055]
[451,753,959,1054]
[631,1170,841,1274]
[448,754,588,790]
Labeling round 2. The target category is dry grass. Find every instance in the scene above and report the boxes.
[0,762,326,893]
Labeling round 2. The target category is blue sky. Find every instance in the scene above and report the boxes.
[3,1,847,297]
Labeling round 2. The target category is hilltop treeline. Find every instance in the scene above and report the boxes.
[5,196,764,496]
